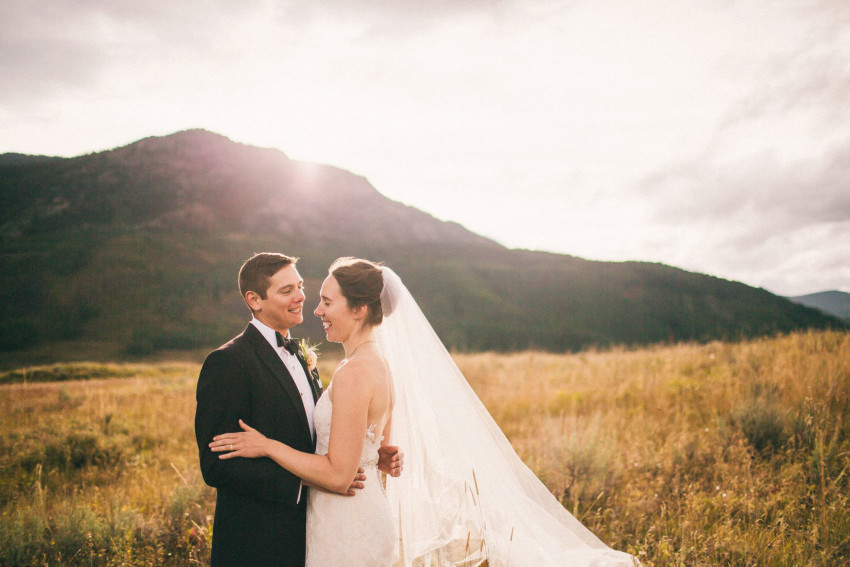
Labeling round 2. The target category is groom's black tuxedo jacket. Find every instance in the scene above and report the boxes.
[195,324,320,567]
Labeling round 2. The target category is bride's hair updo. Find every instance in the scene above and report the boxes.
[329,257,384,327]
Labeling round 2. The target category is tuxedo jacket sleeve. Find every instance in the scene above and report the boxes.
[195,327,313,506]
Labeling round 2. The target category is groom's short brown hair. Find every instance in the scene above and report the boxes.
[238,252,298,303]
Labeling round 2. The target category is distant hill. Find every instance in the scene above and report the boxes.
[788,291,850,322]
[0,153,59,167]
[0,129,844,361]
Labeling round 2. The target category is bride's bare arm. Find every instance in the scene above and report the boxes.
[210,366,370,495]
[302,473,365,496]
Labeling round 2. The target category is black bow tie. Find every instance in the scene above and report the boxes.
[275,332,300,355]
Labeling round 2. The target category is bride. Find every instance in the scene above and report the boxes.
[212,258,637,566]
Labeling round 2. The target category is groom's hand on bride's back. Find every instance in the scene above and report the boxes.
[345,468,367,496]
[344,444,404,495]
[378,445,404,478]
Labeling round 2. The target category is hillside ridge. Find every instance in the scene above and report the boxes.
[0,130,844,361]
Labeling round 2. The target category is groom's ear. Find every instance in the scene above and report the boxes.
[245,291,261,312]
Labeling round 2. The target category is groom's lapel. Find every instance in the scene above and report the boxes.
[244,325,311,439]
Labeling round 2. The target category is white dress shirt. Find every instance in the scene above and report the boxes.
[251,318,316,437]
[251,318,317,504]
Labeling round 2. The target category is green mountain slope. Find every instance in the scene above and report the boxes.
[1,129,843,361]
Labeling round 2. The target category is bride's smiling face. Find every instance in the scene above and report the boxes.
[314,275,360,343]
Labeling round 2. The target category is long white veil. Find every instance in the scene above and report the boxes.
[377,267,637,567]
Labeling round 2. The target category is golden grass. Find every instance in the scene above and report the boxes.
[1,330,848,565]
[461,330,850,565]
[0,363,213,565]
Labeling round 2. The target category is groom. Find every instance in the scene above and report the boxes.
[195,253,401,566]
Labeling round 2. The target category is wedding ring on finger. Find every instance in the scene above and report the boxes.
[230,444,233,451]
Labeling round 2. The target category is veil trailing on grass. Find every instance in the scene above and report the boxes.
[378,267,637,567]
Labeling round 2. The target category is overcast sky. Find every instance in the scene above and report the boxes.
[2,0,848,295]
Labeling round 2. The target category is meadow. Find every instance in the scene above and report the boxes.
[1,330,848,566]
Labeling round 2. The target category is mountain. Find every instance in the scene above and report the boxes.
[788,291,850,322]
[0,129,844,361]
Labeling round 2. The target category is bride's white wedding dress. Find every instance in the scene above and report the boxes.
[305,384,394,567]
[303,267,637,566]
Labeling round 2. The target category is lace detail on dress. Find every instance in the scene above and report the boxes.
[305,385,394,567]
[361,422,382,467]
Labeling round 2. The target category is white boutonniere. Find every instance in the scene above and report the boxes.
[298,340,319,373]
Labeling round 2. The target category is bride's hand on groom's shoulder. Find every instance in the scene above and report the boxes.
[378,445,404,477]
[210,419,270,459]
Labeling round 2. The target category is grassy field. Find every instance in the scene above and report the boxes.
[1,330,848,566]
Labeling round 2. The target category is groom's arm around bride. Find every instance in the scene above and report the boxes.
[196,343,306,503]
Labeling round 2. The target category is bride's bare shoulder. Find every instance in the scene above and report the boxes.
[330,353,387,397]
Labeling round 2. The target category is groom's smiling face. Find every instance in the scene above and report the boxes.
[248,264,305,333]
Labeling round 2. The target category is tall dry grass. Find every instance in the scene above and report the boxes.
[461,329,850,565]
[1,330,848,565]
[0,363,214,565]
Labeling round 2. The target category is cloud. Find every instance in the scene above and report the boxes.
[642,139,850,224]
[715,5,850,142]
[280,0,516,27]
[691,219,850,296]
[0,3,103,101]
[629,10,849,291]
[631,2,850,292]
[0,38,103,102]
[0,0,267,104]
[634,134,850,294]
